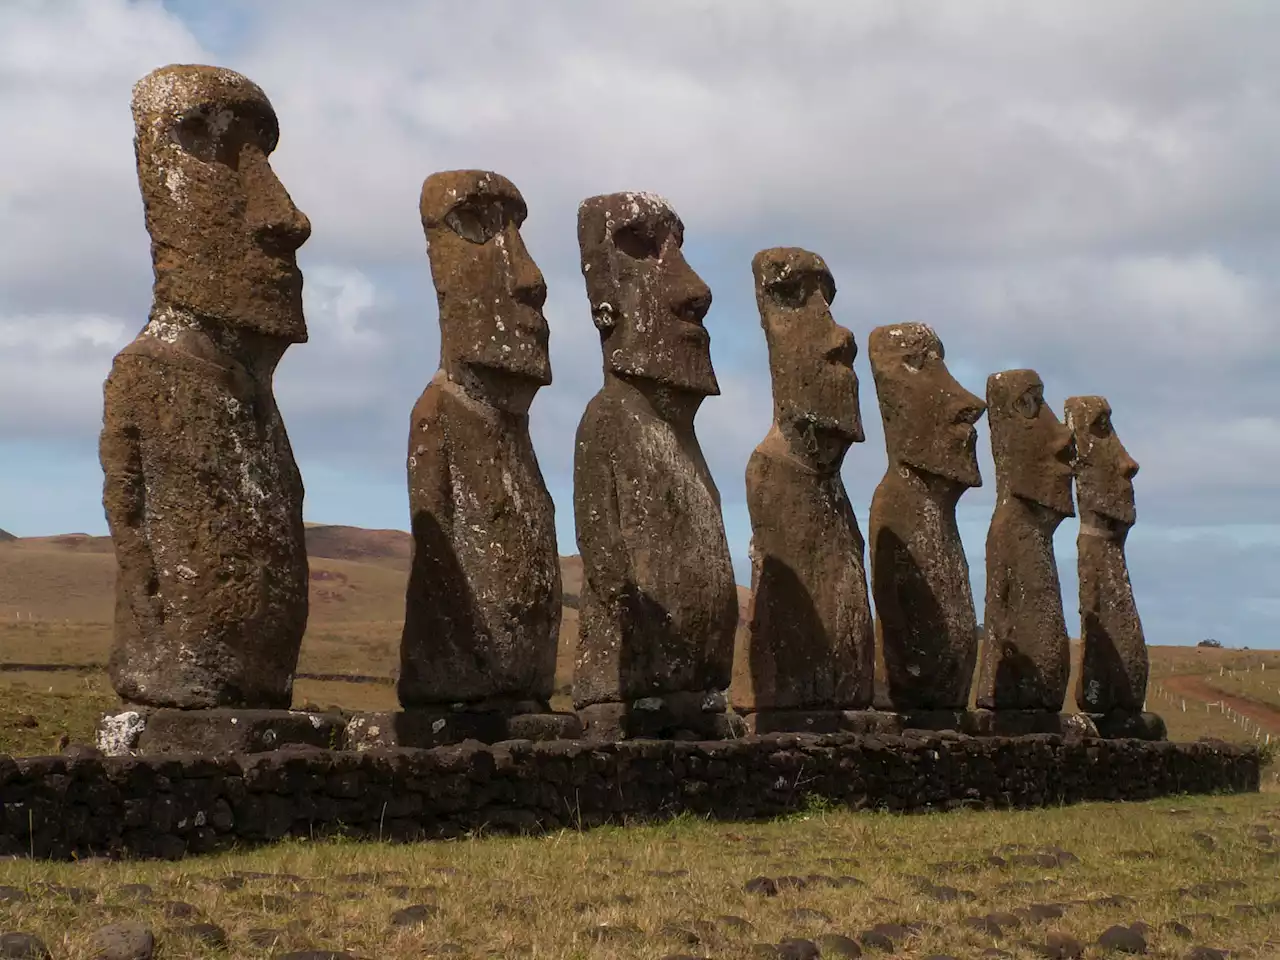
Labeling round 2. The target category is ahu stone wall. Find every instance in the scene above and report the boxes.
[0,733,1260,861]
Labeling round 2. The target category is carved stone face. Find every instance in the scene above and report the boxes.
[753,247,862,443]
[868,323,985,487]
[578,192,718,395]
[132,64,311,341]
[987,369,1075,517]
[1065,395,1139,528]
[421,170,551,386]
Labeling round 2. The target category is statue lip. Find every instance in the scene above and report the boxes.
[681,322,710,344]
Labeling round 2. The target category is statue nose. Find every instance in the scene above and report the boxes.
[247,154,311,252]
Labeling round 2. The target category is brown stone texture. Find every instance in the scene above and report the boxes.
[1066,395,1148,714]
[867,324,986,710]
[733,248,873,713]
[0,737,1261,861]
[976,370,1076,711]
[399,171,560,707]
[572,192,737,709]
[101,65,311,709]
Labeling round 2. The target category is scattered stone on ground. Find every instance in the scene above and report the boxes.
[87,923,155,960]
[177,923,227,947]
[1097,924,1147,954]
[815,933,863,958]
[0,934,50,960]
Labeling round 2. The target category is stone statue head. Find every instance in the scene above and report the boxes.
[420,170,551,395]
[987,369,1075,517]
[577,192,718,396]
[753,248,862,447]
[132,64,311,342]
[868,323,985,488]
[1065,395,1139,529]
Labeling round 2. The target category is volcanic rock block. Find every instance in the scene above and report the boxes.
[345,707,582,751]
[101,64,311,709]
[1066,396,1150,717]
[976,370,1075,711]
[95,708,344,756]
[732,248,874,725]
[399,171,561,711]
[867,324,986,710]
[572,192,738,737]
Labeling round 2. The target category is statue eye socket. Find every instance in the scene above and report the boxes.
[445,202,503,244]
[1090,414,1112,438]
[1014,390,1041,419]
[612,223,663,261]
[769,279,808,308]
[173,111,217,161]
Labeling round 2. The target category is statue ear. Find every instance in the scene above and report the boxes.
[592,301,616,333]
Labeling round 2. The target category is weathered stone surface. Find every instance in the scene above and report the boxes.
[572,193,737,713]
[1091,711,1166,741]
[344,708,581,749]
[868,324,986,710]
[739,709,902,737]
[95,708,343,756]
[102,64,310,708]
[1066,396,1148,715]
[87,923,155,960]
[0,735,1261,860]
[976,370,1075,711]
[576,694,742,741]
[734,248,873,716]
[400,170,560,708]
[0,934,50,960]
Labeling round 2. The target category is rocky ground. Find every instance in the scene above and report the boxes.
[1,791,1277,959]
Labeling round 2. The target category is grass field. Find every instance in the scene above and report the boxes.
[1,793,1278,959]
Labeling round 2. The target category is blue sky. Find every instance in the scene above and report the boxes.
[1,1,1278,648]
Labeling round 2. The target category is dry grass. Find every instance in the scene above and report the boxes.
[1203,668,1280,714]
[1,793,1278,959]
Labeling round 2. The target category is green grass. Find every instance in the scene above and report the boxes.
[1,793,1277,959]
[0,672,116,757]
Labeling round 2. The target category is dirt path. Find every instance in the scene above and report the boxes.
[1162,673,1280,732]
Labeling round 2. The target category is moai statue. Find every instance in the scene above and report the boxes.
[976,370,1075,714]
[572,192,739,740]
[382,170,577,746]
[867,324,985,715]
[1067,396,1162,738]
[100,65,313,724]
[732,248,874,733]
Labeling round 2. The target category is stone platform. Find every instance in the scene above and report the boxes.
[345,708,581,750]
[1,731,1258,861]
[736,708,1167,741]
[577,691,747,741]
[96,708,345,757]
[97,705,582,756]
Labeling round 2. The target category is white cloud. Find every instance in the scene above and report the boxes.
[2,0,1280,645]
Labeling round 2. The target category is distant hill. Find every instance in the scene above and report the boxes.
[303,523,411,569]
[0,528,15,543]
[0,524,749,629]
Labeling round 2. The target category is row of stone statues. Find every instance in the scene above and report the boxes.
[100,65,1149,746]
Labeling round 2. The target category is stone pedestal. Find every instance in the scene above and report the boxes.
[96,708,344,757]
[345,706,581,750]
[1087,711,1166,741]
[577,691,746,741]
[738,709,902,736]
[896,709,1098,738]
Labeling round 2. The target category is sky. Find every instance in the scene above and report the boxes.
[1,0,1278,648]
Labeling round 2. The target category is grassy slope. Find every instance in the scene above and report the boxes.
[0,794,1277,958]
